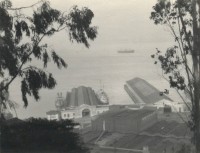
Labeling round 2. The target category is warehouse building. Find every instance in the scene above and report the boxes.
[124,77,172,104]
[124,77,188,112]
[91,108,157,134]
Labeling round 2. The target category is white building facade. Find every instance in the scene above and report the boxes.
[46,86,109,121]
[60,104,109,120]
[153,99,188,112]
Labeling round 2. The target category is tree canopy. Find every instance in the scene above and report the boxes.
[1,118,89,153]
[0,0,98,108]
[150,0,200,152]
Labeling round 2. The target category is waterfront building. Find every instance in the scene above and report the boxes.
[91,108,157,133]
[46,86,109,120]
[46,110,61,121]
[124,77,188,112]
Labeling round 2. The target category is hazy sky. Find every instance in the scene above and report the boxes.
[7,0,176,118]
[11,0,174,47]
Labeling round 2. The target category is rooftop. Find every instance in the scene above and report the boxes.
[126,77,173,104]
[46,110,60,115]
[65,86,104,107]
[95,108,155,121]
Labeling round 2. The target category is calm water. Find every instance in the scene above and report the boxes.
[10,42,181,118]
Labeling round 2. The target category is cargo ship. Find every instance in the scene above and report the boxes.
[96,89,109,104]
[118,49,135,53]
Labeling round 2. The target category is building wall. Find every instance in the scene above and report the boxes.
[61,111,76,119]
[114,117,139,133]
[78,104,95,117]
[171,103,188,112]
[154,100,188,113]
[91,118,104,131]
[96,106,109,115]
[47,114,60,121]
[59,104,109,120]
[140,111,158,131]
[91,110,157,134]
[92,116,139,133]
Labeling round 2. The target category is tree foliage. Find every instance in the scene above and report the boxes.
[1,118,89,153]
[150,0,200,152]
[0,0,97,107]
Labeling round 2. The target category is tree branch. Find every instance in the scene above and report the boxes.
[0,34,45,92]
[177,7,193,54]
[0,22,68,93]
[157,68,192,115]
[177,10,194,105]
[6,1,43,11]
[21,65,49,74]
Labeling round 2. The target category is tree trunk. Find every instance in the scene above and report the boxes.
[192,0,200,152]
[193,70,200,153]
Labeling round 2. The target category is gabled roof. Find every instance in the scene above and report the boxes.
[66,86,103,107]
[126,77,173,104]
[46,110,60,115]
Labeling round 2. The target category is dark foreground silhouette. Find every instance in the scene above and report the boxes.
[0,118,89,153]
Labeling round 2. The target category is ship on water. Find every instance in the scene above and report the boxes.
[118,49,135,53]
[96,89,109,104]
[96,81,109,104]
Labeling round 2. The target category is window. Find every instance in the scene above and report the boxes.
[67,114,70,118]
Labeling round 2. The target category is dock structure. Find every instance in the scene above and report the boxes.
[124,77,172,105]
